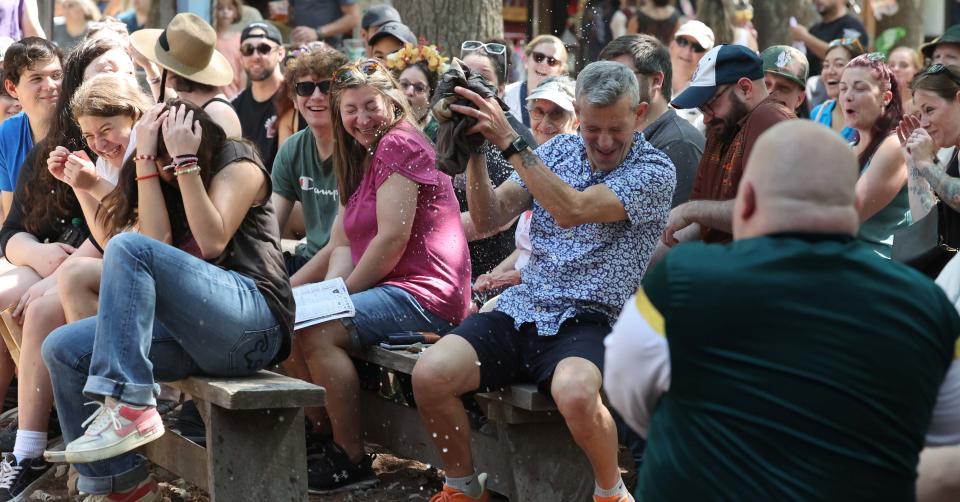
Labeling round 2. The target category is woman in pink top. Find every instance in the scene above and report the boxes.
[294,58,471,492]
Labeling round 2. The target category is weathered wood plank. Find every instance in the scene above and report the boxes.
[141,430,209,492]
[352,347,420,374]
[205,403,309,502]
[167,371,325,410]
[476,384,557,413]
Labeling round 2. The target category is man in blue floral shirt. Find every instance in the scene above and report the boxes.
[412,61,675,502]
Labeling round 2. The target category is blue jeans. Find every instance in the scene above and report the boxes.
[42,233,282,495]
[344,285,455,348]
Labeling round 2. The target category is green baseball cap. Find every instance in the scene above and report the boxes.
[922,25,960,59]
[761,45,808,88]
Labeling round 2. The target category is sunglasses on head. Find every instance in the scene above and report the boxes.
[461,41,507,58]
[333,59,383,85]
[530,51,561,67]
[240,42,276,57]
[295,80,332,97]
[827,37,864,55]
[921,63,960,85]
[675,37,706,53]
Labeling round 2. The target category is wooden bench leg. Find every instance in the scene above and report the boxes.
[202,401,309,502]
[498,420,595,501]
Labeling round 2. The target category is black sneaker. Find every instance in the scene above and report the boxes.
[307,443,377,493]
[171,400,206,446]
[0,453,52,501]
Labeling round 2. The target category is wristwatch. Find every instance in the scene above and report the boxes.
[500,135,528,161]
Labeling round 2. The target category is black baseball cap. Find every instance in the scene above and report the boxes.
[362,4,402,30]
[368,21,416,46]
[241,22,282,46]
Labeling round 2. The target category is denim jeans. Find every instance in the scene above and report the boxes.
[41,233,282,495]
[343,285,455,349]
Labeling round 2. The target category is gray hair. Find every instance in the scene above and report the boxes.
[574,61,639,109]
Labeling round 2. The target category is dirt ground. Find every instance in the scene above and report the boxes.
[30,448,450,502]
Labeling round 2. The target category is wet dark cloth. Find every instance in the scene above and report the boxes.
[0,148,89,255]
[452,117,536,278]
[432,61,510,176]
[198,140,295,364]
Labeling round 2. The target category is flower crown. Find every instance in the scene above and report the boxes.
[385,39,449,76]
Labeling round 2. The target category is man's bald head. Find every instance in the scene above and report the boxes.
[733,121,861,240]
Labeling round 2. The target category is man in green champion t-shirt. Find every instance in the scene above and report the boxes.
[605,121,960,500]
[271,48,347,285]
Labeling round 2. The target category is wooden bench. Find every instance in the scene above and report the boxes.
[141,370,325,502]
[353,346,593,501]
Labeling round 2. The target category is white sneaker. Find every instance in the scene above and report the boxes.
[53,399,163,464]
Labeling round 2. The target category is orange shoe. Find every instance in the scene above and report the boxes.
[429,473,489,501]
[593,492,635,502]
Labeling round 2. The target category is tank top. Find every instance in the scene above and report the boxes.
[858,149,912,259]
[632,8,680,45]
[179,140,295,363]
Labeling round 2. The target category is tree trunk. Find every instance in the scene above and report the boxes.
[753,0,817,49]
[876,0,924,50]
[147,1,177,29]
[392,0,503,58]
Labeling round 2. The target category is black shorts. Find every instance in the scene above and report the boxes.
[452,310,610,394]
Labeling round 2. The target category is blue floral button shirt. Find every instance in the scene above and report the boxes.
[495,132,676,335]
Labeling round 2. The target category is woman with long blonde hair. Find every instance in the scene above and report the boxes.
[292,59,470,492]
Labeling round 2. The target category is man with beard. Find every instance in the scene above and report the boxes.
[231,22,287,169]
[790,0,868,77]
[659,45,793,248]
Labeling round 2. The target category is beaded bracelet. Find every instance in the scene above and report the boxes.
[135,172,160,181]
[174,164,200,177]
[133,153,157,162]
[172,154,198,164]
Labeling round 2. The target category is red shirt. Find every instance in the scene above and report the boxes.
[690,98,794,243]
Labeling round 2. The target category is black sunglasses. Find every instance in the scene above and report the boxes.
[531,51,561,67]
[675,37,706,53]
[240,43,276,57]
[295,80,332,97]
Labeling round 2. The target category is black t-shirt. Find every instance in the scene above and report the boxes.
[233,88,286,170]
[942,150,960,249]
[808,13,868,76]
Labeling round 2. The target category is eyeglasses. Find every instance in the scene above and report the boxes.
[333,59,383,85]
[698,84,732,115]
[240,43,276,57]
[399,80,428,95]
[294,80,332,97]
[528,104,569,123]
[461,41,507,58]
[530,51,561,67]
[675,37,707,53]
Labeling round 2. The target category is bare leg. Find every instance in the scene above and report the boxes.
[411,335,482,477]
[551,357,620,489]
[282,338,327,431]
[0,266,44,408]
[18,295,65,431]
[298,320,363,461]
[57,258,102,323]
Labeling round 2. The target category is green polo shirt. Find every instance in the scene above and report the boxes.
[637,233,960,500]
[271,128,339,259]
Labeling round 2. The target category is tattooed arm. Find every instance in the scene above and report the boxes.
[920,160,960,213]
[907,159,939,220]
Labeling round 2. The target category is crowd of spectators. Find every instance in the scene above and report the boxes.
[0,1,953,502]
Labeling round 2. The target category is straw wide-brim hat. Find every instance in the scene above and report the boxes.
[130,13,233,88]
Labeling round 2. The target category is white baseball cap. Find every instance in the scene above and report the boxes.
[526,76,575,112]
[674,20,715,52]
